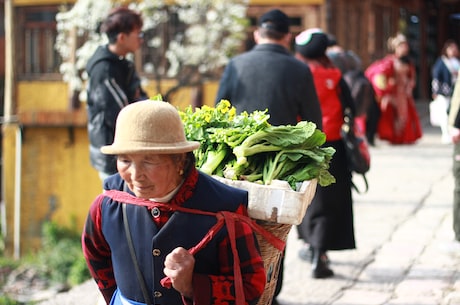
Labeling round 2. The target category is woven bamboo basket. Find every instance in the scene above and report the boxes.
[254,221,292,305]
[213,177,318,305]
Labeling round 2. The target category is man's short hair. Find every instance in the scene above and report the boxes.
[100,7,143,43]
[257,27,287,41]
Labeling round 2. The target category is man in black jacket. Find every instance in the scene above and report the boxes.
[86,7,148,181]
[215,9,321,127]
[215,8,322,303]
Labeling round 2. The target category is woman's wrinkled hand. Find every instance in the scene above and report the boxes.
[163,247,195,298]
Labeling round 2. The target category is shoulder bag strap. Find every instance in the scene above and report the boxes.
[122,202,153,305]
[338,77,356,118]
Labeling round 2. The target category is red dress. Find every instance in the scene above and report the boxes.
[365,55,422,144]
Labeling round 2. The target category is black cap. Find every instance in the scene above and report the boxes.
[258,9,290,34]
[295,28,329,58]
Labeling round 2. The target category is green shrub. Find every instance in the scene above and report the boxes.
[0,295,20,305]
[0,221,90,300]
[68,254,91,286]
[37,221,90,287]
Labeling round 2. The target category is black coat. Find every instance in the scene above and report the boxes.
[215,43,322,128]
[86,45,147,175]
[297,139,356,251]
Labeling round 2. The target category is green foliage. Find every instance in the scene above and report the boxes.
[0,222,89,303]
[179,99,270,172]
[180,100,336,189]
[150,94,164,101]
[0,258,20,270]
[0,295,19,305]
[68,254,91,286]
[37,221,90,288]
[233,121,336,187]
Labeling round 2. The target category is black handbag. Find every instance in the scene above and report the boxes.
[341,107,370,193]
[337,78,370,193]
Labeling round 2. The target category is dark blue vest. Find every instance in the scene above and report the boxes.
[101,172,248,304]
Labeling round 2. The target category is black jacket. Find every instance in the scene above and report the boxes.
[86,45,147,175]
[215,43,322,128]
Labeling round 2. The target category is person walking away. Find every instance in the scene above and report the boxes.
[327,35,380,146]
[294,28,356,279]
[432,40,460,144]
[82,100,266,305]
[215,8,323,302]
[86,7,148,182]
[365,33,422,145]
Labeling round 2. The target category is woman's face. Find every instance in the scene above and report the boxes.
[446,43,459,58]
[117,153,185,199]
[395,42,409,58]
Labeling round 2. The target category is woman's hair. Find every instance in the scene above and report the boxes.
[171,152,196,177]
[100,7,143,43]
[387,33,407,53]
[441,39,458,57]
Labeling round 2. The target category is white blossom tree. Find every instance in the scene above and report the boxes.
[55,0,249,105]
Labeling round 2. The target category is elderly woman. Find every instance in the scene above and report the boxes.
[82,100,266,305]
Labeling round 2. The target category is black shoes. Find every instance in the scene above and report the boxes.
[298,244,334,278]
[311,248,334,279]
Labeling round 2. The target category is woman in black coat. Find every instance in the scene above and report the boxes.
[295,28,356,279]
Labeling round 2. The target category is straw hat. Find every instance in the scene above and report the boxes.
[101,100,200,154]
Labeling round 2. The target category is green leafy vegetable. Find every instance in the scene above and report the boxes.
[179,100,335,189]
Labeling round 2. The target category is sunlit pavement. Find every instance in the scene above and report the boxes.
[278,101,460,305]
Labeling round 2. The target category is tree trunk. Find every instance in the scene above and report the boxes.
[191,85,203,108]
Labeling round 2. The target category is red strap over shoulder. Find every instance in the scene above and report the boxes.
[102,189,285,305]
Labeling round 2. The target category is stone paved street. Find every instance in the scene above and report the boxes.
[276,102,460,305]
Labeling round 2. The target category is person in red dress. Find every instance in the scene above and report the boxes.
[365,33,422,144]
